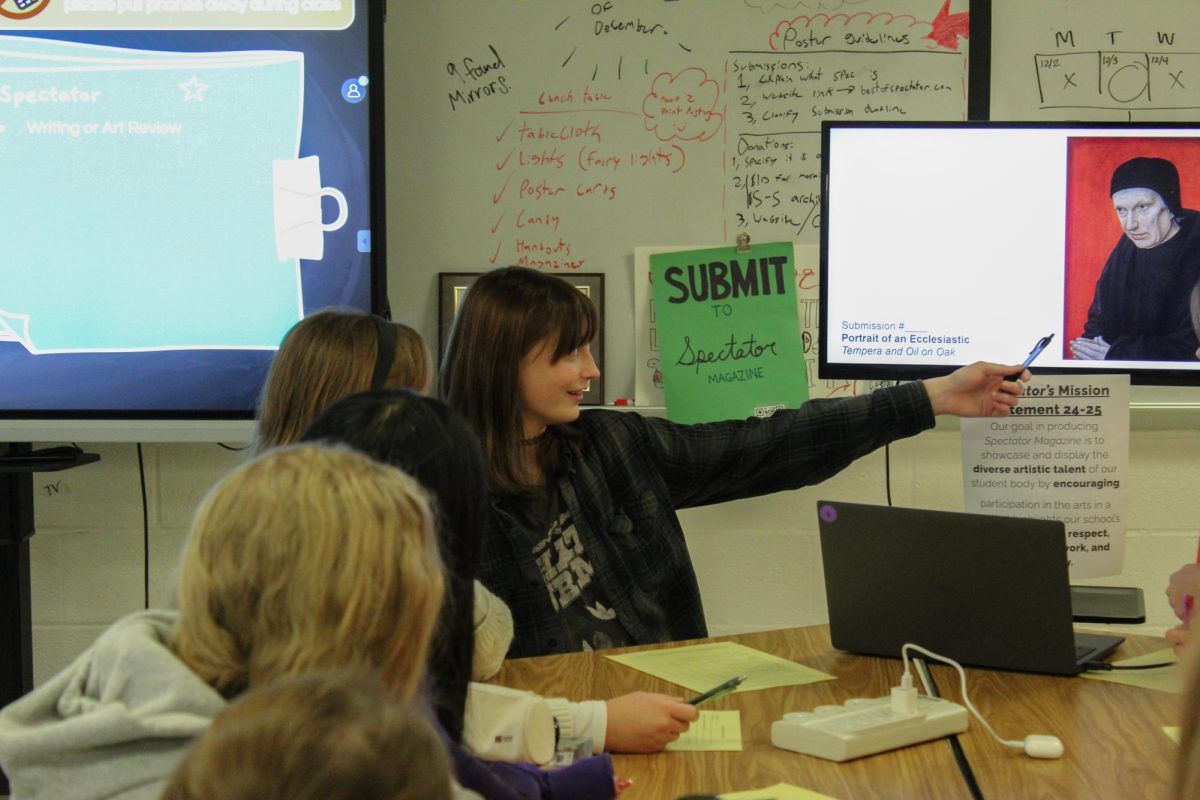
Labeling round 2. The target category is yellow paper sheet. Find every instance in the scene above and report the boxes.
[1081,647,1182,694]
[665,710,742,752]
[604,641,835,694]
[1165,726,1182,744]
[720,782,840,799]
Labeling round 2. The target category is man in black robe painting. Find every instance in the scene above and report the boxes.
[1070,156,1200,361]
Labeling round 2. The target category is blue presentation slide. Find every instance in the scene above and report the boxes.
[0,16,374,412]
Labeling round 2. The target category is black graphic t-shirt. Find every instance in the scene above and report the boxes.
[515,488,630,652]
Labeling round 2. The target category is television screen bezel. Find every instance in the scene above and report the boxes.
[0,1,388,443]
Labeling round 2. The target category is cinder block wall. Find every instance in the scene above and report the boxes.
[26,423,1193,685]
[28,443,244,685]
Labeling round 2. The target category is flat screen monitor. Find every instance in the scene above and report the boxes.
[0,0,385,441]
[820,121,1200,386]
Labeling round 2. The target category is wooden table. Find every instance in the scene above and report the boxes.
[492,625,1180,799]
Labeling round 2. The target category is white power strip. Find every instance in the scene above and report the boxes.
[770,695,969,762]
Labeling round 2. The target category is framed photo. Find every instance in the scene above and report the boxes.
[437,272,605,405]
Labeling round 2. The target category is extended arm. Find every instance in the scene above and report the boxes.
[922,361,1028,418]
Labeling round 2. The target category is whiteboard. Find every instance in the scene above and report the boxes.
[992,0,1200,121]
[384,0,971,402]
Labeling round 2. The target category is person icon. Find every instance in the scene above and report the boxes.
[341,77,367,104]
[1070,156,1200,361]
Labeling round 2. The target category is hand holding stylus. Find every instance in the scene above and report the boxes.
[1008,333,1054,380]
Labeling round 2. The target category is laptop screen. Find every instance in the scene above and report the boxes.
[817,500,1121,676]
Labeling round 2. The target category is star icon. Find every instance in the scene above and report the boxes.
[179,75,209,102]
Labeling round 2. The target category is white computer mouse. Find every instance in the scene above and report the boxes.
[1023,734,1064,759]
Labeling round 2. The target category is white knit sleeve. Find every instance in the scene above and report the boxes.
[471,580,514,681]
[545,698,608,754]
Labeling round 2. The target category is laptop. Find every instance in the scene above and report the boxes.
[816,500,1124,676]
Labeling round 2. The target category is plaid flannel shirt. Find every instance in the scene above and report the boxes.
[480,381,935,658]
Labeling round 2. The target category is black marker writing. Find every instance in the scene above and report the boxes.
[676,333,779,373]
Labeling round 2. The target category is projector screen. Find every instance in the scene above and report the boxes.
[0,0,385,441]
[821,121,1200,386]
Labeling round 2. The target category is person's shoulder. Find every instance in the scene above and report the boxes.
[573,408,647,435]
[86,609,216,703]
[567,409,660,462]
[82,610,186,674]
[1170,209,1200,253]
[95,608,179,647]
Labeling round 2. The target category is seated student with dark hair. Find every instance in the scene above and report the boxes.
[440,266,1029,662]
[302,389,687,770]
[161,670,454,800]
[253,308,504,744]
[260,308,694,756]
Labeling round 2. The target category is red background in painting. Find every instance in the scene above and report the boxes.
[1064,137,1200,356]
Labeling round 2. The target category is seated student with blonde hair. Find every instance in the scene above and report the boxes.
[260,309,695,754]
[0,445,450,799]
[161,670,454,800]
[255,309,434,452]
[0,446,618,800]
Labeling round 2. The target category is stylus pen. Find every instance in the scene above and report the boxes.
[1008,333,1054,380]
[687,675,747,706]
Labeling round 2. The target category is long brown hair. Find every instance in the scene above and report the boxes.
[255,310,430,453]
[439,267,596,494]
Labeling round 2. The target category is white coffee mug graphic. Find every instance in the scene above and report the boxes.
[273,156,348,261]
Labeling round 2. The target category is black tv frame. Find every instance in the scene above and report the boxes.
[819,119,1200,387]
[0,1,388,442]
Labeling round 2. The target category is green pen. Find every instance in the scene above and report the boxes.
[686,675,747,706]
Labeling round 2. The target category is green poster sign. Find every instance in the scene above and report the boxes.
[650,242,809,423]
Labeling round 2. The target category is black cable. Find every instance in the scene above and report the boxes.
[884,443,893,506]
[915,658,985,800]
[1082,661,1174,672]
[217,442,248,452]
[883,380,900,507]
[136,443,149,609]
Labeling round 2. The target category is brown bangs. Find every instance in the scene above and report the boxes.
[536,277,598,361]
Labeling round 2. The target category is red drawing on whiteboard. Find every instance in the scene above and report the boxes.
[642,68,723,143]
[767,11,950,53]
[823,380,854,398]
[924,1,969,52]
[796,267,819,291]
